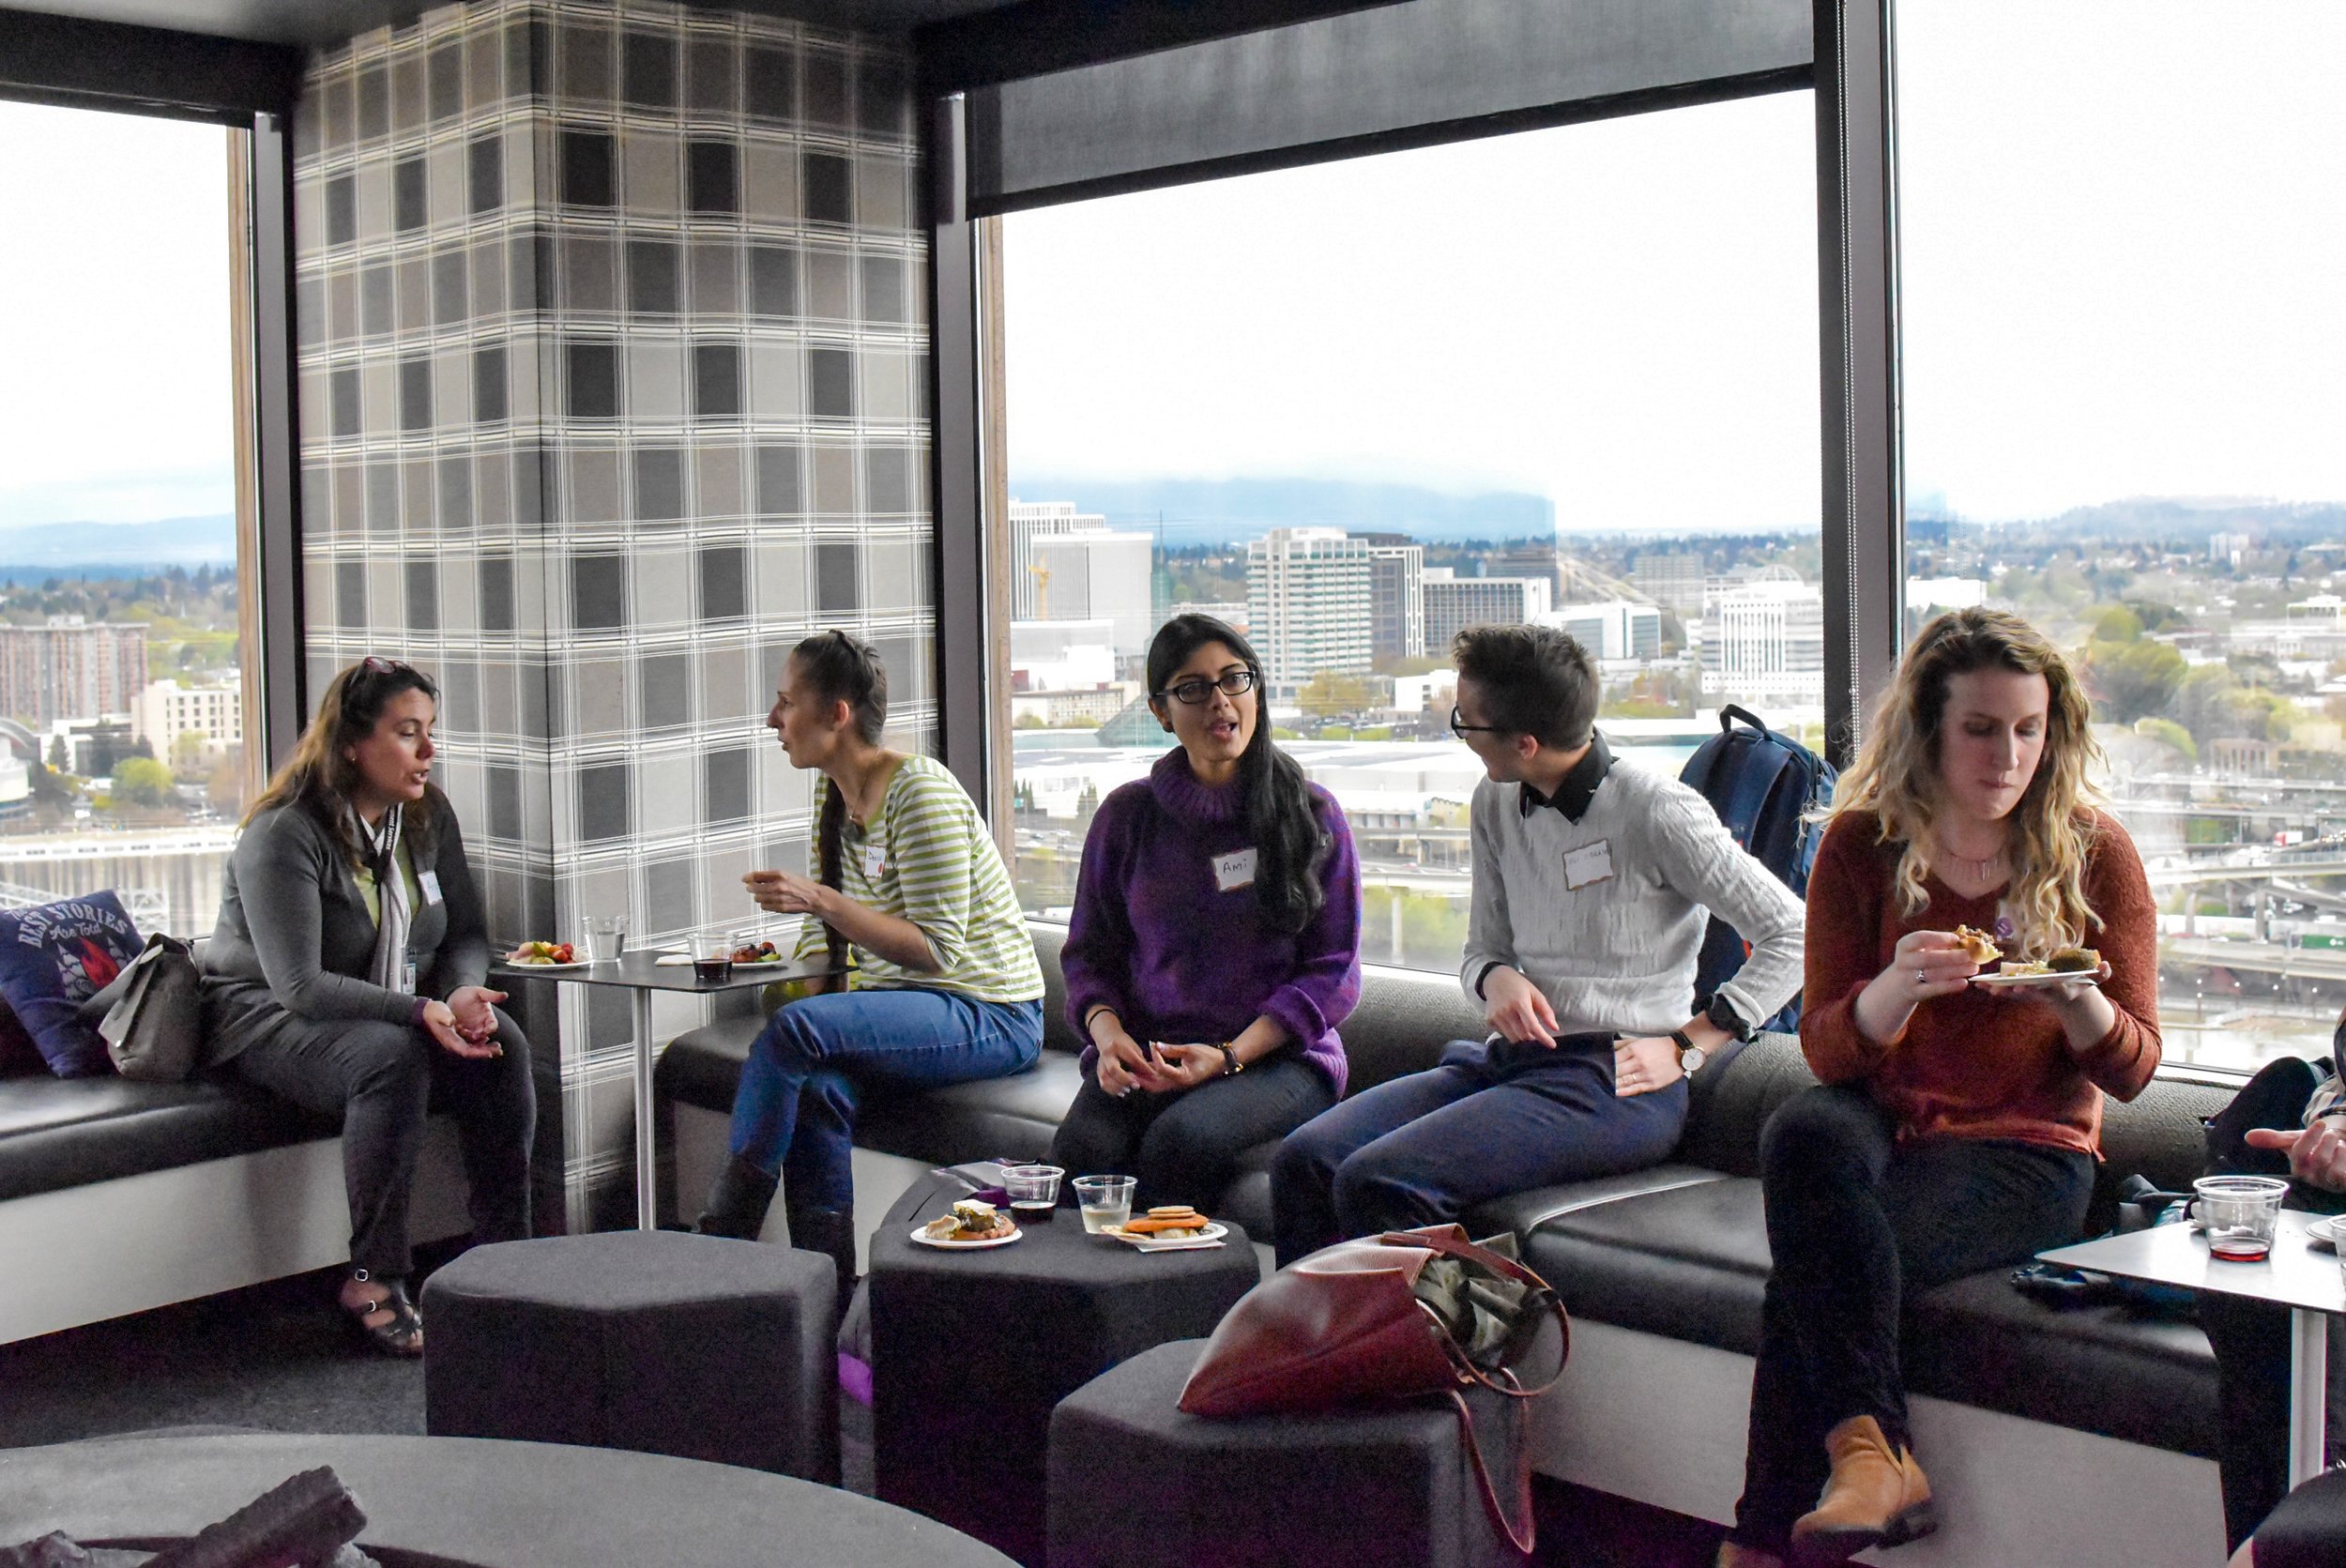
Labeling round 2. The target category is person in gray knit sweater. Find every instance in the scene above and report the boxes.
[1271,624,1804,1266]
[204,658,532,1357]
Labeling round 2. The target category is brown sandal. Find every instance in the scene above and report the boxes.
[342,1273,423,1358]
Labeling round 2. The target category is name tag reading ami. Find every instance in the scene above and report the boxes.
[1213,847,1258,892]
[1563,839,1615,891]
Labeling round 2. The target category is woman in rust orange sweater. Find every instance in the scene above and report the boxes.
[1720,608,2159,1568]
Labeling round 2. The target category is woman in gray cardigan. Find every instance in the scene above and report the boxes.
[204,658,532,1356]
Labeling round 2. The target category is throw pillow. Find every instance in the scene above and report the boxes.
[0,892,144,1077]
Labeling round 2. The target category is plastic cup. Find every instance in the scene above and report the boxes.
[1003,1164,1064,1225]
[693,940,733,984]
[2195,1175,2287,1261]
[584,913,628,962]
[1074,1174,1135,1234]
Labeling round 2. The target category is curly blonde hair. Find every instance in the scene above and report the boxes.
[1828,607,2104,954]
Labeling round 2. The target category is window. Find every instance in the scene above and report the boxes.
[1896,1,2346,1071]
[994,91,1821,970]
[0,101,262,935]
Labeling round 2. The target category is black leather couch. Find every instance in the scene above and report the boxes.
[656,924,2237,1466]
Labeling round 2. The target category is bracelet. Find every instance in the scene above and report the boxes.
[1082,1005,1120,1038]
[1217,1042,1242,1076]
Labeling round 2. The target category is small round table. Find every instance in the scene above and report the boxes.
[0,1433,1015,1568]
[869,1176,1262,1564]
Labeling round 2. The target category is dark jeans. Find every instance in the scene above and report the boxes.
[223,1005,536,1280]
[2199,1055,2346,1552]
[728,985,1043,1215]
[1048,1052,1335,1211]
[1729,1083,2094,1553]
[1269,1033,1686,1269]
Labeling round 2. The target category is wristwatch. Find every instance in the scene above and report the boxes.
[1216,1043,1243,1077]
[1706,994,1756,1043]
[1668,1028,1707,1075]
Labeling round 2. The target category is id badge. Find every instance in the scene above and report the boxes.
[1563,839,1616,891]
[1213,847,1258,892]
[400,957,419,995]
[418,870,443,906]
[861,843,888,880]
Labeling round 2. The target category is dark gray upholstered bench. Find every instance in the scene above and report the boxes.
[656,923,2236,1468]
[1047,1338,1528,1568]
[421,1230,841,1484]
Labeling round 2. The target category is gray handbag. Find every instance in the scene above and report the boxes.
[79,932,205,1081]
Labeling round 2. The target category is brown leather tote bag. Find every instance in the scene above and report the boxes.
[1176,1225,1570,1555]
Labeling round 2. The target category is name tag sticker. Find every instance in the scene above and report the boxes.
[861,844,888,880]
[1563,839,1616,891]
[417,870,443,906]
[1213,847,1259,892]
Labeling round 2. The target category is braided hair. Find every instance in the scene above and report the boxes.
[791,631,890,973]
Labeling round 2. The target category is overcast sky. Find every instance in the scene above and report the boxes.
[0,101,234,530]
[1009,0,2346,532]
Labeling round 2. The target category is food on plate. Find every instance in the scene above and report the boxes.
[506,940,576,965]
[1119,1206,1211,1239]
[2048,947,2101,973]
[1998,961,2051,977]
[729,939,785,965]
[922,1199,1014,1242]
[1952,926,2003,966]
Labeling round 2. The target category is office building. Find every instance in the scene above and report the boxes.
[1633,551,1708,617]
[1491,540,1561,598]
[1246,528,1374,692]
[1548,600,1662,662]
[1700,571,1825,706]
[1420,570,1553,653]
[1029,527,1153,656]
[1363,541,1425,663]
[1007,498,1105,618]
[0,617,148,727]
[130,679,244,756]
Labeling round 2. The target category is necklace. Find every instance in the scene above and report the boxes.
[1934,833,2008,884]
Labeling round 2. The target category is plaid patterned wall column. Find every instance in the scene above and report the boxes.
[293,0,933,1231]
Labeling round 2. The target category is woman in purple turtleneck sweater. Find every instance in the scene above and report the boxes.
[1047,615,1363,1210]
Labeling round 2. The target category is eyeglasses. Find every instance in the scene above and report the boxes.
[358,655,415,679]
[1159,670,1257,706]
[1450,705,1506,738]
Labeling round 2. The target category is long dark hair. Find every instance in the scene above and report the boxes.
[1148,615,1328,934]
[791,630,890,971]
[247,657,441,869]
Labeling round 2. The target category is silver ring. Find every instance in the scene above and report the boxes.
[1914,968,1927,983]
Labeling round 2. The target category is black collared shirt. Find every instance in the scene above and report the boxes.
[1518,731,1612,824]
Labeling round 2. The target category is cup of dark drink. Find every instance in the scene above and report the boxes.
[1003,1164,1064,1225]
[693,943,734,984]
[2195,1175,2287,1261]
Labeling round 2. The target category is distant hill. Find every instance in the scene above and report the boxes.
[1942,497,2346,543]
[0,515,236,583]
[1006,478,1555,547]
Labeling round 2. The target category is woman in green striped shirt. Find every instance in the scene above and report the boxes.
[696,631,1044,1301]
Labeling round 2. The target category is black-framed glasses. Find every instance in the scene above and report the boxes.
[1450,705,1506,738]
[1159,669,1257,706]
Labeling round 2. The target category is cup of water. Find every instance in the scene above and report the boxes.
[2195,1175,2288,1261]
[1074,1174,1135,1235]
[584,913,628,963]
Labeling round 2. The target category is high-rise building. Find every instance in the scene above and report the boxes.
[0,617,148,726]
[1548,600,1662,662]
[1633,551,1707,617]
[1699,571,1825,706]
[131,679,244,755]
[1491,540,1561,598]
[1421,571,1553,653]
[1246,528,1374,692]
[1362,540,1424,664]
[1007,498,1106,619]
[1030,528,1153,656]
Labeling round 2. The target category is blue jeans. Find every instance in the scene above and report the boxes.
[728,985,1044,1213]
[1270,1032,1687,1268]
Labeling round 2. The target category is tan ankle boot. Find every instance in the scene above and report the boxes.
[1788,1414,1936,1566]
[1716,1541,1788,1568]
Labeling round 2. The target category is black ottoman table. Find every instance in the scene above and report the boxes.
[870,1176,1262,1565]
[1047,1339,1529,1568]
[421,1230,838,1484]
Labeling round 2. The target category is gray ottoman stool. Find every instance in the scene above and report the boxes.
[421,1231,838,1484]
[1046,1338,1528,1568]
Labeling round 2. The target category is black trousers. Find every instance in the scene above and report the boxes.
[1729,1083,2094,1552]
[1046,1052,1334,1212]
[220,1003,536,1279]
[2199,1055,2346,1552]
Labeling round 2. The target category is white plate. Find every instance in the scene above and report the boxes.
[2309,1215,2343,1249]
[1101,1221,1229,1251]
[909,1223,1023,1250]
[1971,969,2100,989]
[504,958,591,970]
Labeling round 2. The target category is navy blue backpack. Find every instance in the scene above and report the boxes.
[1676,705,1836,1033]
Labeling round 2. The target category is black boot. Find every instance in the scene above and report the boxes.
[696,1155,779,1240]
[787,1206,858,1317]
